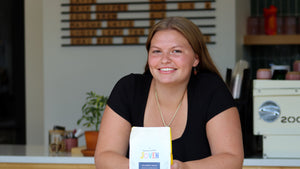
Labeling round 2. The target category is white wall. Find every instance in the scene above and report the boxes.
[25,0,44,145]
[213,0,236,75]
[25,0,244,146]
[236,0,250,61]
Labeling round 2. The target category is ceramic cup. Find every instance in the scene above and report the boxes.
[256,68,272,79]
[283,16,297,34]
[293,60,300,72]
[277,16,283,34]
[285,71,300,80]
[247,17,259,35]
[64,138,78,152]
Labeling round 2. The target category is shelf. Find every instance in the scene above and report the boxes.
[61,9,216,15]
[244,35,300,45]
[61,0,216,6]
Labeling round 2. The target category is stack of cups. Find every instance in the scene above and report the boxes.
[285,60,300,80]
[256,68,272,79]
[294,60,300,72]
[246,16,265,35]
[283,16,297,34]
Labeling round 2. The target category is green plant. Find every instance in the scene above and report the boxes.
[77,91,108,131]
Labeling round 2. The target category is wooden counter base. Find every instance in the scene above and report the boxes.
[244,167,299,169]
[1,163,300,169]
[0,163,96,169]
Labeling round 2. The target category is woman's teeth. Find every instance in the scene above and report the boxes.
[160,68,174,71]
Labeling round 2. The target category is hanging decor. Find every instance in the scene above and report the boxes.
[60,0,216,46]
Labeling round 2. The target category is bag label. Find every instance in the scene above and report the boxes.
[129,127,172,169]
[139,162,160,169]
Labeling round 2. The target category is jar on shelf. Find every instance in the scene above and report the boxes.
[49,130,65,153]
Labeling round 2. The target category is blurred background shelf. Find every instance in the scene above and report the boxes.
[244,35,300,45]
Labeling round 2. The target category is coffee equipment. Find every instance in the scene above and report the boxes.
[253,80,300,158]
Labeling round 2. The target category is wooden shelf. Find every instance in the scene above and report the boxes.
[244,35,300,45]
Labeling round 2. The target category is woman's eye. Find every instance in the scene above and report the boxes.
[152,50,161,53]
[171,50,182,54]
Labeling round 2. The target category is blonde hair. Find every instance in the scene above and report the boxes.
[144,16,221,78]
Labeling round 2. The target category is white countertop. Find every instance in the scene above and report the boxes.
[0,145,94,164]
[1,145,300,166]
[243,158,300,167]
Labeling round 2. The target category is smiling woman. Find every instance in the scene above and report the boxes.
[94,17,243,169]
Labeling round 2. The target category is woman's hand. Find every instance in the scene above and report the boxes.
[171,160,186,169]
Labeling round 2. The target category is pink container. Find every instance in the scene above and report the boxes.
[293,60,300,72]
[247,17,259,35]
[283,16,297,34]
[64,138,78,152]
[277,16,283,34]
[256,68,272,79]
[285,72,300,80]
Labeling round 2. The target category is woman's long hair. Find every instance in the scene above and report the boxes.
[144,16,221,78]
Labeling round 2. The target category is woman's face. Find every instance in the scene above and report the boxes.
[148,29,199,85]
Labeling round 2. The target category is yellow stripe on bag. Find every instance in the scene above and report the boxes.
[170,127,173,165]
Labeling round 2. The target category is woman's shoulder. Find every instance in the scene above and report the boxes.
[193,71,225,87]
[118,73,151,84]
[114,73,152,90]
[108,73,150,106]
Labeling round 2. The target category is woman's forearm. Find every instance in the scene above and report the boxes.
[95,151,129,169]
[182,153,243,169]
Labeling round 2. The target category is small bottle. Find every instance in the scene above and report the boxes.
[264,5,277,35]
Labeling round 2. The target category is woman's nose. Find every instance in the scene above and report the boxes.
[161,52,171,63]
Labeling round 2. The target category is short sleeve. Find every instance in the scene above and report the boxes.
[107,74,135,123]
[206,75,236,122]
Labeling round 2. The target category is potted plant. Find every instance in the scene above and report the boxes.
[77,91,108,151]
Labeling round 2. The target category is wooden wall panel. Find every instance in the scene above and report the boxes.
[61,0,216,46]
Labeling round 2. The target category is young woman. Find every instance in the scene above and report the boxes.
[95,16,244,169]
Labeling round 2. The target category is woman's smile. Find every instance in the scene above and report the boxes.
[159,67,177,73]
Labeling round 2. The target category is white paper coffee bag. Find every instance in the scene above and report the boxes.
[129,127,173,169]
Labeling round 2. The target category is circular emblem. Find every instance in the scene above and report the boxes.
[259,101,280,122]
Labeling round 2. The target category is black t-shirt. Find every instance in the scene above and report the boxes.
[107,72,236,162]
